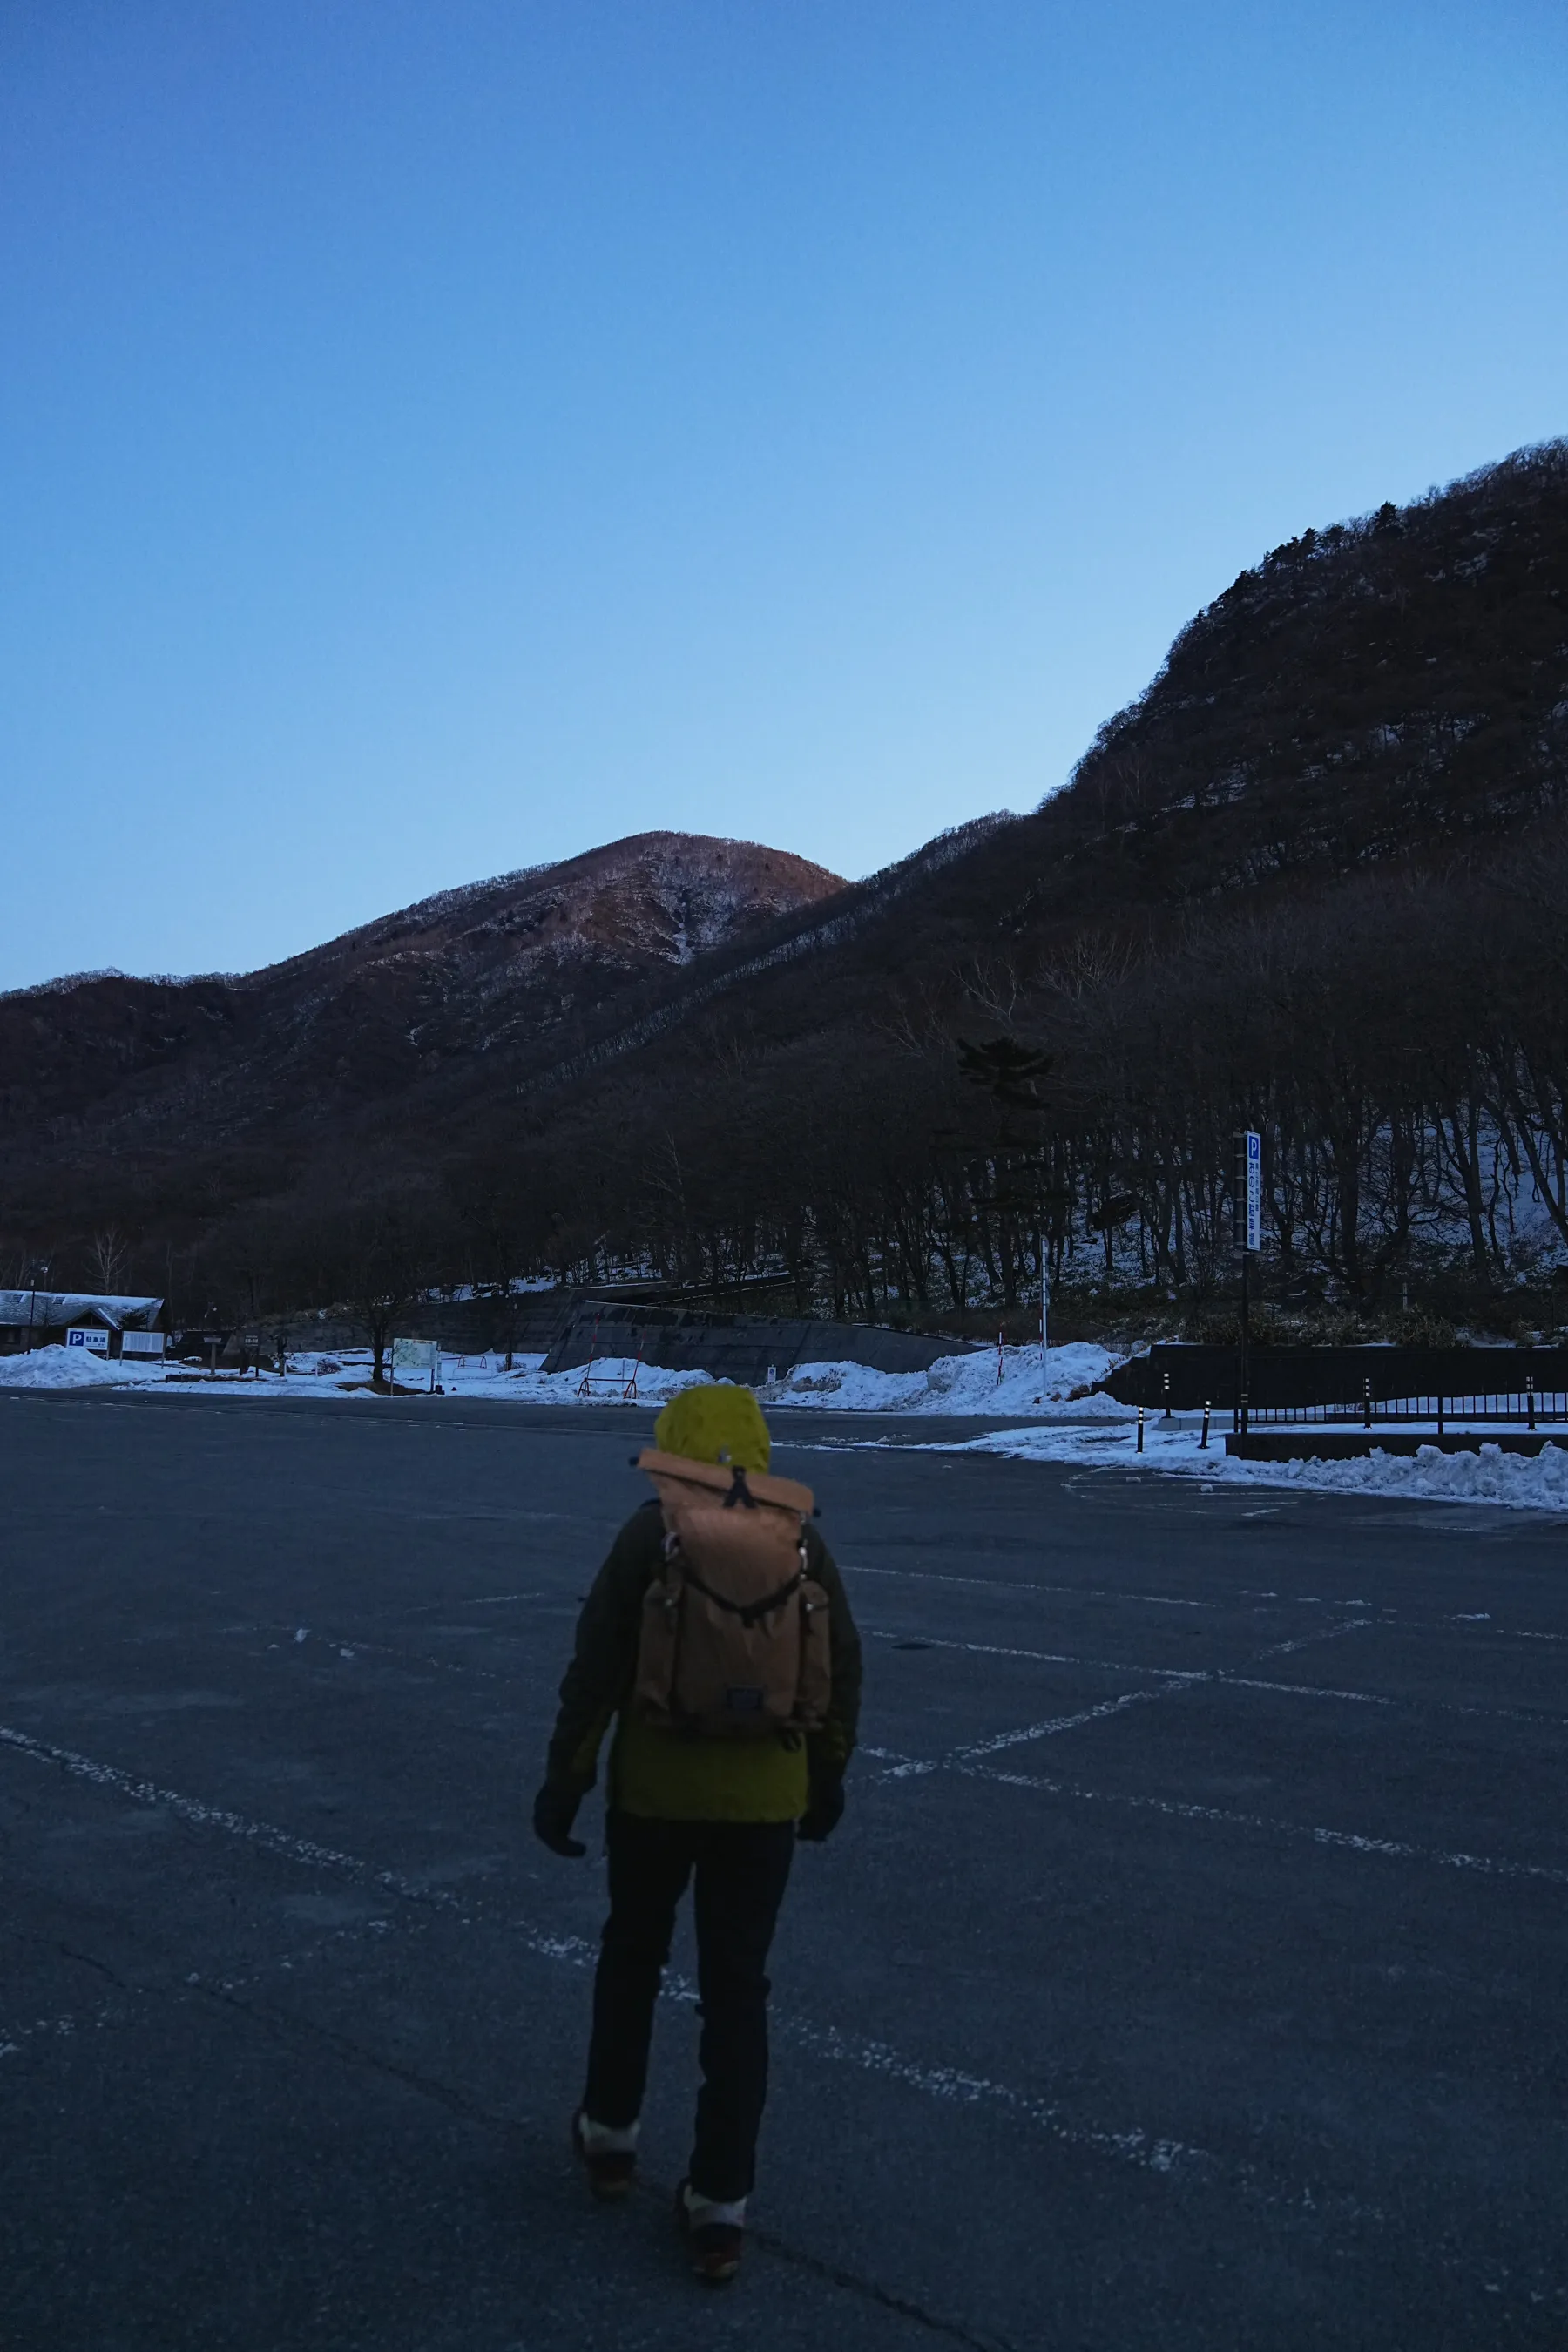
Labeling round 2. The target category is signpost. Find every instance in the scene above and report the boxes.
[1233,1131,1262,1435]
[26,1261,47,1351]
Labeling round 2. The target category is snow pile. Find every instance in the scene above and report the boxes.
[762,1342,1124,1416]
[951,1419,1568,1511]
[0,1344,130,1389]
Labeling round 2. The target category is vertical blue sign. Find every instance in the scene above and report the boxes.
[1245,1131,1262,1254]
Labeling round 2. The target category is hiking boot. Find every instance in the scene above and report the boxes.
[675,2179,746,2285]
[571,2109,638,2201]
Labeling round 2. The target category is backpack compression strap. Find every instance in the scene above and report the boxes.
[634,1448,814,1518]
[676,1558,808,1629]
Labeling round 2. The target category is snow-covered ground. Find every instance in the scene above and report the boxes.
[947,1416,1568,1512]
[9,1337,1567,1512]
[0,1345,719,1407]
[362,1339,1123,1414]
[256,1339,1122,1413]
[0,1339,1117,1414]
[378,1345,1114,1411]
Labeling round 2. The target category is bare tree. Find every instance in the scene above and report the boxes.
[90,1227,130,1294]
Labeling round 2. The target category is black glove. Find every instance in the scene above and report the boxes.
[797,1779,845,1843]
[532,1781,587,1858]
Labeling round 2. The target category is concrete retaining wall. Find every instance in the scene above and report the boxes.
[540,1301,974,1388]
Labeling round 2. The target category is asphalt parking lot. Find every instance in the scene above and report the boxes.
[3,1386,1565,2350]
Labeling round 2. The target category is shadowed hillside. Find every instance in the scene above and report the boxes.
[0,832,845,1151]
[5,443,1568,1335]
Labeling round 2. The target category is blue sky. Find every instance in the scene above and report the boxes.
[2,0,1565,988]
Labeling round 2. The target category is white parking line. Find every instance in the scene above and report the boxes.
[863,1741,1568,1886]
[852,1562,1568,1646]
[953,1761,1568,1889]
[877,1615,1382,1781]
[0,1722,1210,2183]
[867,1628,1205,1680]
[868,1622,1568,1733]
[847,1562,1216,1609]
[1215,1673,1568,1729]
[1252,1619,1370,1659]
[880,1689,1165,1779]
[0,1724,463,1912]
[0,2009,125,2059]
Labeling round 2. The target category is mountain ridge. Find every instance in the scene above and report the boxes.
[0,831,847,1151]
[5,439,1568,1327]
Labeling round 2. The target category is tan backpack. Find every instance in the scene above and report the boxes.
[631,1447,832,1738]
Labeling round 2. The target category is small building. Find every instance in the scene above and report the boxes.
[0,1292,167,1358]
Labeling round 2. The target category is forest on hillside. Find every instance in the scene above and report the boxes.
[401,445,1568,1344]
[10,443,1568,1344]
[438,814,1568,1340]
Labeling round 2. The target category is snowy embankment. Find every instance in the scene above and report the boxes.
[947,1416,1568,1512]
[765,1340,1121,1416]
[0,1345,166,1389]
[426,1339,1124,1416]
[0,1338,1120,1416]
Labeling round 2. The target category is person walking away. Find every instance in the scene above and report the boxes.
[531,1383,861,2284]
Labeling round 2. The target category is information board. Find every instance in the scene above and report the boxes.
[391,1337,440,1385]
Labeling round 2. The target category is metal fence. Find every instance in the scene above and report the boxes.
[1109,1346,1568,1416]
[1242,1383,1568,1433]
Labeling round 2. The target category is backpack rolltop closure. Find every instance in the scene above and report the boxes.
[632,1448,832,1739]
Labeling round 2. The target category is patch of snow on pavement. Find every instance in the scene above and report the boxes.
[947,1418,1568,1512]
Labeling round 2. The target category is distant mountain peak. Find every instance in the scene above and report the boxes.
[0,828,849,1151]
[258,829,847,982]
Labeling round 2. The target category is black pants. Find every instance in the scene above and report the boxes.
[582,1812,796,2203]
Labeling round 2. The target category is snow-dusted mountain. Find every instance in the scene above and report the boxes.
[265,831,843,991]
[0,832,846,1158]
[10,442,1568,1294]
